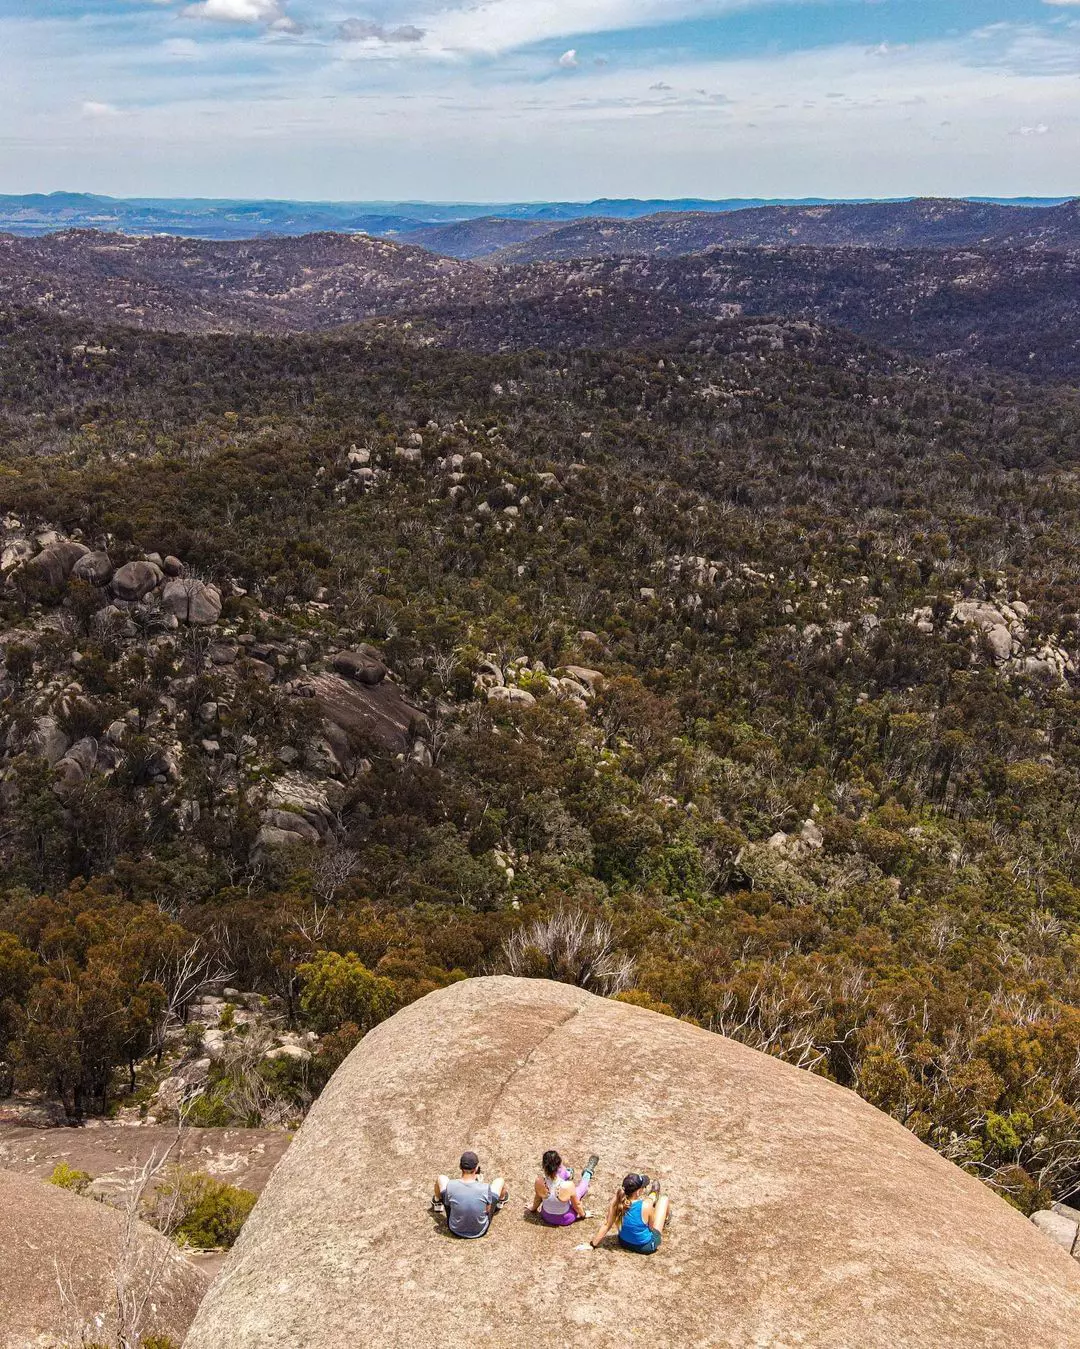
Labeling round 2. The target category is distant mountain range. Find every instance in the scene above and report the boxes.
[3,223,1079,382]
[0,191,1073,243]
[485,198,1080,263]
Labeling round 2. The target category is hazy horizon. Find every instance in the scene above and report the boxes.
[3,191,1076,208]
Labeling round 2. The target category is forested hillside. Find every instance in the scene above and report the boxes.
[2,231,1078,383]
[0,230,471,333]
[486,248,1080,383]
[2,296,1080,1217]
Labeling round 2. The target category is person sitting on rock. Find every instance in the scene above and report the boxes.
[587,1172,669,1254]
[432,1151,507,1239]
[530,1149,598,1226]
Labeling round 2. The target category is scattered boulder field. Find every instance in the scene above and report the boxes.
[0,514,440,858]
[183,977,1080,1348]
[0,504,619,869]
[5,529,222,624]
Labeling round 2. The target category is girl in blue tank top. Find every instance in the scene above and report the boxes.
[588,1172,670,1254]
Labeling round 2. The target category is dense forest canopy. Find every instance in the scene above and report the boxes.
[2,224,1080,1218]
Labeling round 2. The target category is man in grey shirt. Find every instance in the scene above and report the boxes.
[433,1151,507,1238]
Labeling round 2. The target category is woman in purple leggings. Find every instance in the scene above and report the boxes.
[530,1150,599,1226]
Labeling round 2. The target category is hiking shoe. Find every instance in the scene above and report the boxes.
[584,1154,599,1178]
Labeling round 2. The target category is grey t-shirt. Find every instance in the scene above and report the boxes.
[442,1178,496,1238]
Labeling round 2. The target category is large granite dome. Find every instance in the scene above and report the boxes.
[185,976,1080,1348]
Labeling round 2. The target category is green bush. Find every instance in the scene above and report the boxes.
[181,1087,235,1128]
[163,1171,257,1250]
[48,1162,92,1195]
[298,951,397,1035]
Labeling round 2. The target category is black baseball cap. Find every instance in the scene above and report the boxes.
[460,1150,480,1171]
[623,1172,649,1195]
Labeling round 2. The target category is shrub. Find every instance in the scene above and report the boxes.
[499,910,635,996]
[615,989,675,1017]
[155,1170,257,1250]
[298,951,398,1035]
[48,1162,92,1195]
[182,1089,234,1128]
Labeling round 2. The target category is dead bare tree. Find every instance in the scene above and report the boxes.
[147,937,231,1061]
[55,1125,188,1349]
[310,845,361,906]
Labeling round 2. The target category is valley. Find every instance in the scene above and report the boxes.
[3,193,1080,1343]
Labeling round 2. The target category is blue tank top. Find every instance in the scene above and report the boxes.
[620,1199,652,1249]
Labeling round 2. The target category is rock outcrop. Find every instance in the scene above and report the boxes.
[183,977,1080,1349]
[0,1168,207,1348]
[161,578,223,625]
[111,558,165,601]
[71,549,114,586]
[0,522,229,631]
[333,646,388,686]
[304,671,421,756]
[910,592,1076,682]
[22,541,89,590]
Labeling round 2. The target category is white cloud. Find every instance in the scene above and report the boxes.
[415,0,788,57]
[161,37,205,58]
[967,21,1080,75]
[559,49,579,68]
[183,0,290,24]
[1,7,1076,201]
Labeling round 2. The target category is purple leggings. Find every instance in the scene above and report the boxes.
[540,1171,590,1226]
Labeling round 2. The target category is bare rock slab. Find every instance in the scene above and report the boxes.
[0,1168,206,1348]
[184,977,1080,1349]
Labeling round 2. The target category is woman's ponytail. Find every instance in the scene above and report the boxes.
[615,1172,647,1220]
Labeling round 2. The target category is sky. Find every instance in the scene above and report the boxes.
[0,0,1077,200]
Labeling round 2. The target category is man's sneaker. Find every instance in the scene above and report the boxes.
[430,1197,445,1214]
[494,1191,509,1211]
[583,1154,600,1179]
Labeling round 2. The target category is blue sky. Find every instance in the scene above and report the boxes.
[0,1,1077,199]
